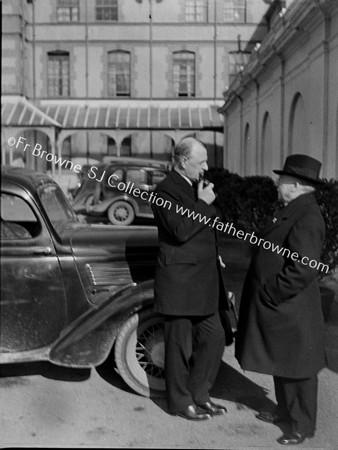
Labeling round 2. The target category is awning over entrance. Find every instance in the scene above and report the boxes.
[2,97,223,131]
[38,101,223,131]
[1,98,61,128]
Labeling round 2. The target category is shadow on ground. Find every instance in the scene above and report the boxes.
[0,361,91,384]
[210,360,276,413]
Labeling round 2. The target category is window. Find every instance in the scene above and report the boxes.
[173,51,195,97]
[47,51,70,97]
[223,0,246,23]
[39,185,77,226]
[96,0,118,21]
[228,50,250,84]
[108,51,130,97]
[57,0,79,22]
[104,168,124,190]
[126,169,147,186]
[1,193,40,240]
[185,0,207,22]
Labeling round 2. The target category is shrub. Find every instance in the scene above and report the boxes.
[315,179,338,274]
[208,168,278,233]
[208,168,338,274]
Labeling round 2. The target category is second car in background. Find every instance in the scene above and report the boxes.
[71,157,171,226]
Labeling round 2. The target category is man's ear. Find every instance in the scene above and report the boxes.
[179,156,187,169]
[292,181,300,192]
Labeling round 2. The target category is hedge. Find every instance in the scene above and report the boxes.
[208,168,338,274]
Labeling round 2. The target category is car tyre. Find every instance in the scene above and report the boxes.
[108,201,135,226]
[114,308,166,398]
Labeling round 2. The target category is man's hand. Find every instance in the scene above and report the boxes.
[197,180,216,205]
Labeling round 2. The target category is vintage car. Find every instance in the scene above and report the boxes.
[0,166,166,397]
[71,157,171,226]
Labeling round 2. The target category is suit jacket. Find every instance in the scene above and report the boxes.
[152,170,227,316]
[235,193,326,378]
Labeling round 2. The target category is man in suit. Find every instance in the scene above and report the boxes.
[235,154,326,445]
[152,137,228,421]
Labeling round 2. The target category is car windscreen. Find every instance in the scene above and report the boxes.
[38,184,78,227]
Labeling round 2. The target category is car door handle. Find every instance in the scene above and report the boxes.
[33,247,53,256]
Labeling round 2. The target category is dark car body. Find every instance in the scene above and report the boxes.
[71,157,171,225]
[0,166,165,396]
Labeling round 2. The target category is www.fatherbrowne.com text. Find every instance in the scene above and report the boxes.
[8,135,329,274]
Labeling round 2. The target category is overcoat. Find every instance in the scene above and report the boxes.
[152,170,227,316]
[235,193,326,378]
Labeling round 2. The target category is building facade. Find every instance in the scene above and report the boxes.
[2,0,268,181]
[221,0,338,180]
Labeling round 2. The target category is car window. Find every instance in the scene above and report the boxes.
[39,184,77,226]
[126,169,147,185]
[0,193,40,240]
[105,168,124,188]
[150,170,167,186]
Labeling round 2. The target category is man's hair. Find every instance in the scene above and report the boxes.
[173,137,204,162]
[295,177,316,193]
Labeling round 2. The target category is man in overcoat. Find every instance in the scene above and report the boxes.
[235,154,326,445]
[152,137,228,421]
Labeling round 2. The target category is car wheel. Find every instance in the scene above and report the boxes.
[114,309,166,398]
[108,201,135,226]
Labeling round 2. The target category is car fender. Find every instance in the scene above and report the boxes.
[49,279,154,367]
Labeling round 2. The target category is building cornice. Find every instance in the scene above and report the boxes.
[221,0,337,113]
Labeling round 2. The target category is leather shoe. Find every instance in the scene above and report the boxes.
[174,404,211,421]
[196,401,227,415]
[256,411,284,423]
[276,432,308,445]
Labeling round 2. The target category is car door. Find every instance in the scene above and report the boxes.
[0,189,67,352]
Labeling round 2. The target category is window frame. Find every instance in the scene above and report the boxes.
[107,50,131,97]
[56,0,79,22]
[47,51,70,98]
[96,0,118,21]
[185,0,207,23]
[1,192,41,241]
[222,0,247,23]
[173,51,196,98]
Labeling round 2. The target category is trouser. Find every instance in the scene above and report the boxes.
[273,375,318,436]
[163,312,225,413]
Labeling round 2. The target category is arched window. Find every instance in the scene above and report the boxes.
[288,93,309,154]
[173,51,195,98]
[47,51,70,97]
[108,51,130,97]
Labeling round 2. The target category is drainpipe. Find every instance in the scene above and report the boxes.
[149,0,153,157]
[315,0,331,174]
[213,0,217,102]
[236,93,244,174]
[31,0,36,101]
[249,75,260,174]
[20,1,25,95]
[85,0,90,163]
[273,46,285,166]
[213,0,218,165]
[85,0,89,101]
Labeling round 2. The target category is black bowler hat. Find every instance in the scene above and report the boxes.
[273,154,323,185]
